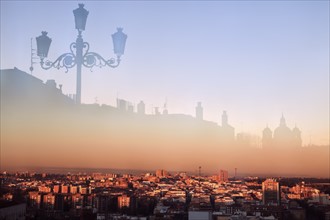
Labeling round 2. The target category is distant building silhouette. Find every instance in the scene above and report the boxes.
[163,102,168,115]
[154,107,160,115]
[274,114,293,146]
[137,101,145,114]
[220,111,235,142]
[262,179,280,205]
[127,103,134,113]
[262,115,302,149]
[155,169,168,178]
[116,98,134,113]
[219,170,228,182]
[0,68,74,109]
[163,108,168,115]
[195,102,203,120]
[292,125,302,148]
[262,126,273,149]
[116,98,128,111]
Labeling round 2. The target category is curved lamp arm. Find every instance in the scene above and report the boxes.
[39,42,78,73]
[82,51,121,71]
[40,53,77,73]
[38,40,121,73]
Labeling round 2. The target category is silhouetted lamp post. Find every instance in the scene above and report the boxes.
[36,4,127,104]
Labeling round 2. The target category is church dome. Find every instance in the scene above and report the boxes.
[274,115,292,141]
[292,126,301,134]
[263,126,272,134]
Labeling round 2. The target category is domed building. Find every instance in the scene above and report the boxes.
[262,126,273,149]
[292,125,302,148]
[262,115,302,149]
[273,115,294,146]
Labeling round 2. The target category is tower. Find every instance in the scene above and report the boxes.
[137,101,145,114]
[280,113,286,127]
[262,126,273,149]
[163,100,168,115]
[219,170,228,182]
[222,111,228,126]
[262,179,281,205]
[292,125,302,148]
[195,102,203,120]
[220,111,235,142]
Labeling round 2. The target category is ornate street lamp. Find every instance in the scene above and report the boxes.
[36,4,127,104]
[36,31,51,59]
[73,4,88,31]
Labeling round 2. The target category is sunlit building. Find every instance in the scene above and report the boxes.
[29,191,41,209]
[61,185,68,194]
[43,193,55,210]
[219,170,229,182]
[118,194,130,209]
[70,185,78,194]
[53,185,60,193]
[156,169,168,178]
[38,185,51,193]
[72,194,83,209]
[262,179,280,205]
[79,186,91,194]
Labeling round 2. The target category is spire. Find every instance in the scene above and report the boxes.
[280,114,286,127]
[222,111,228,126]
[195,102,203,120]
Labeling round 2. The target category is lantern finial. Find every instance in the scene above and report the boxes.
[73,3,89,31]
[112,28,127,57]
[36,31,52,58]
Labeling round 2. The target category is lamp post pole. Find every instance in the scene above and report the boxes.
[36,4,127,105]
[76,32,83,104]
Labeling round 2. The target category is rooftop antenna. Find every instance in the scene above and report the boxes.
[29,38,38,75]
[235,168,237,180]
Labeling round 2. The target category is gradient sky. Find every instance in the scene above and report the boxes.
[1,0,329,145]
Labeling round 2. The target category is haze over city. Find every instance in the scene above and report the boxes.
[0,1,329,177]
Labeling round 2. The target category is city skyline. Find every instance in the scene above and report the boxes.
[1,1,329,146]
[1,68,329,178]
[1,170,329,219]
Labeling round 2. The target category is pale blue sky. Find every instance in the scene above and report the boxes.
[1,1,329,145]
